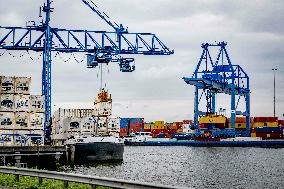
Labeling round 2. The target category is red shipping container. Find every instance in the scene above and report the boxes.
[165,123,173,129]
[278,120,284,127]
[216,123,226,129]
[269,133,283,139]
[256,132,282,139]
[130,122,143,133]
[119,128,129,137]
[167,129,177,134]
[176,122,183,130]
[267,117,278,122]
[183,120,192,124]
[151,129,164,134]
[228,117,247,123]
[168,124,177,130]
[199,124,207,128]
[254,117,278,123]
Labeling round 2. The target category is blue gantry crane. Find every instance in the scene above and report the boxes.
[0,0,173,139]
[182,42,250,137]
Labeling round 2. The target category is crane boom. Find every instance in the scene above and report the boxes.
[81,0,127,33]
[0,27,172,55]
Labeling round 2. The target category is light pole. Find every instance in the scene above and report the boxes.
[272,68,278,117]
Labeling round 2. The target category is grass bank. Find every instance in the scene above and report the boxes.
[0,173,110,189]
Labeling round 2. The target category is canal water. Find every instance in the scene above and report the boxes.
[67,146,284,189]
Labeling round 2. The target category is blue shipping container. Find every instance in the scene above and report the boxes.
[130,118,144,124]
[120,118,130,129]
[255,127,282,133]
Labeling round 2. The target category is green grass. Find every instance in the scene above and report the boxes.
[0,173,111,189]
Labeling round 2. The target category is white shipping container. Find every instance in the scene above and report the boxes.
[108,117,120,132]
[68,117,81,132]
[30,129,44,145]
[0,112,14,129]
[14,130,31,146]
[30,95,45,113]
[15,112,29,129]
[14,77,31,94]
[53,108,95,122]
[94,102,112,116]
[14,94,30,112]
[0,76,15,94]
[80,109,94,118]
[0,94,14,112]
[0,130,15,146]
[182,124,194,134]
[81,116,95,133]
[30,113,44,129]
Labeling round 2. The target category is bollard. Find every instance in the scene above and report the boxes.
[15,174,20,182]
[70,145,75,163]
[64,180,68,188]
[55,152,61,168]
[39,177,43,185]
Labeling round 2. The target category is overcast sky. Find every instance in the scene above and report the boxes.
[0,0,283,121]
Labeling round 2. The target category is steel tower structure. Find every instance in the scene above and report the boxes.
[0,0,173,139]
[183,42,250,136]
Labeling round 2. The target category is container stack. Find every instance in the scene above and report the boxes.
[251,117,283,139]
[151,121,165,137]
[118,118,144,137]
[119,118,130,137]
[228,117,248,131]
[0,76,44,146]
[129,118,144,133]
[51,108,95,144]
[252,117,278,128]
[108,117,120,137]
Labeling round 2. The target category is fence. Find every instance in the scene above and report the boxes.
[0,166,184,189]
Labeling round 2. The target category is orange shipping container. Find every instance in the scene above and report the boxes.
[228,117,246,123]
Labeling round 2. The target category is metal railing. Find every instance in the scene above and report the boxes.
[0,166,185,189]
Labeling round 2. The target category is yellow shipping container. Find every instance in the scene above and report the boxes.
[154,121,165,130]
[253,122,278,128]
[228,123,247,129]
[251,133,256,137]
[199,115,226,124]
[144,123,154,130]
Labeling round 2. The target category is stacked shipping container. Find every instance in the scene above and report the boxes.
[0,76,44,146]
[228,117,247,131]
[134,117,283,139]
[251,117,283,139]
[51,108,95,143]
[119,118,144,137]
[108,117,120,137]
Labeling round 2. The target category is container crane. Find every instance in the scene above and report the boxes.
[0,0,174,140]
[182,42,250,137]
